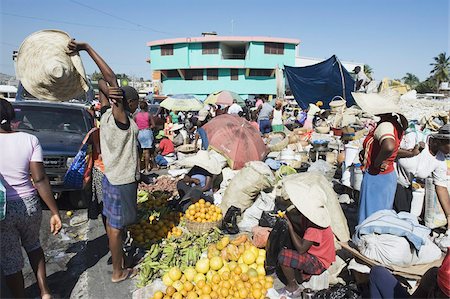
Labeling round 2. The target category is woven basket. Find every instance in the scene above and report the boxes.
[329,96,346,114]
[185,219,222,234]
[268,132,289,152]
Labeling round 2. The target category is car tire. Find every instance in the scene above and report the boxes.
[68,186,92,209]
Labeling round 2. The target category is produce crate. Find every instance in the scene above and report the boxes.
[185,219,222,234]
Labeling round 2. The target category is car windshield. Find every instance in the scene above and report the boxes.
[12,106,89,134]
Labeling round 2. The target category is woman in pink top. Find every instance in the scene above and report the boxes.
[133,101,155,174]
[0,99,62,299]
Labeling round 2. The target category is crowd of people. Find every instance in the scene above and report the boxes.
[0,35,449,299]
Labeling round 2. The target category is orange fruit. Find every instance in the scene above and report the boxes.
[252,288,262,299]
[199,199,205,204]
[222,280,231,289]
[166,286,176,296]
[220,271,231,281]
[233,266,242,275]
[196,279,206,289]
[240,273,249,282]
[220,288,229,298]
[210,291,218,299]
[184,281,194,292]
[238,288,248,299]
[201,284,212,295]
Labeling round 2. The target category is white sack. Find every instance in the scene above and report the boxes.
[238,190,276,232]
[358,234,414,267]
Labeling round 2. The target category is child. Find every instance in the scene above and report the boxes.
[277,181,336,297]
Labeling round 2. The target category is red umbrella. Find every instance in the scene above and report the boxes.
[203,114,268,170]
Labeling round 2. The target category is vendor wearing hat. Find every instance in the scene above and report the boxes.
[394,124,450,223]
[170,123,186,147]
[277,181,336,297]
[177,150,221,211]
[154,130,175,167]
[353,93,408,224]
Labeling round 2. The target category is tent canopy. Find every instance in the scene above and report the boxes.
[285,55,356,109]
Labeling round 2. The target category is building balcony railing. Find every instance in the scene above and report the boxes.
[222,54,246,60]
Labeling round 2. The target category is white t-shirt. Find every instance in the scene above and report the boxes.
[374,122,395,144]
[272,109,283,125]
[0,132,43,200]
[356,71,370,91]
[227,103,243,115]
[397,143,447,188]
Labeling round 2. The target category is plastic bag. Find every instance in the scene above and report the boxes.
[265,218,292,275]
[259,211,278,228]
[424,178,448,229]
[220,206,241,234]
[238,190,276,232]
[358,234,414,267]
[252,226,272,248]
[313,283,360,299]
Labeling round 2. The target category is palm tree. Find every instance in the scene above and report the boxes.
[402,73,420,88]
[430,52,450,92]
[363,64,373,80]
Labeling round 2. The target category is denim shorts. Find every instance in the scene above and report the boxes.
[0,195,42,275]
[138,129,154,149]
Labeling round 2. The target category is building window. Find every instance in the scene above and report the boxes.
[207,69,218,80]
[249,69,273,77]
[264,42,284,55]
[166,70,180,78]
[202,42,219,54]
[161,44,173,56]
[230,69,239,80]
[185,69,203,80]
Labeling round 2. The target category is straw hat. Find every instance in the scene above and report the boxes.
[180,150,222,175]
[170,123,184,131]
[351,92,400,116]
[198,109,210,121]
[16,29,89,101]
[279,179,331,228]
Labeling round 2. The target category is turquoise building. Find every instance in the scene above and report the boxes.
[147,35,300,100]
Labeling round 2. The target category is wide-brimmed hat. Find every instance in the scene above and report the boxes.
[198,109,210,121]
[180,150,222,175]
[352,92,400,116]
[279,179,331,228]
[16,30,89,101]
[170,123,184,131]
[155,130,165,139]
[432,123,450,140]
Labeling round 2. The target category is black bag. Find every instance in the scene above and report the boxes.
[258,210,278,228]
[313,284,361,299]
[265,218,293,275]
[221,206,241,235]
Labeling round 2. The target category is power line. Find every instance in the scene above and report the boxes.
[68,0,179,36]
[1,12,147,32]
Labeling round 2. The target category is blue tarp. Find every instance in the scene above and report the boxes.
[285,55,356,109]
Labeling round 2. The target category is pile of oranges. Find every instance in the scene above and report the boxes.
[128,211,183,245]
[184,199,223,223]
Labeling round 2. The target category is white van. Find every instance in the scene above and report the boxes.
[0,85,18,101]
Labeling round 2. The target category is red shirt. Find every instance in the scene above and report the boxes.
[303,226,336,268]
[159,138,174,156]
[362,120,403,175]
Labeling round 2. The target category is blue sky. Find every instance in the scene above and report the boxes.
[1,0,448,81]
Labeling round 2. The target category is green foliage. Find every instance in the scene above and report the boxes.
[415,77,436,93]
[91,71,103,81]
[363,64,373,79]
[402,73,420,88]
[430,52,449,91]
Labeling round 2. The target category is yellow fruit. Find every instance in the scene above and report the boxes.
[66,211,73,217]
[196,279,206,289]
[186,291,198,299]
[249,246,259,258]
[184,281,194,292]
[199,199,205,204]
[173,280,184,292]
[238,256,244,264]
[247,268,258,278]
[172,292,183,299]
[238,288,248,299]
[256,256,265,266]
[209,257,223,271]
[258,249,266,257]
[256,265,266,276]
[193,273,206,284]
[210,291,218,299]
[199,295,211,299]
[184,267,197,282]
[239,263,249,274]
[153,291,164,299]
[217,265,230,275]
[206,270,215,282]
[166,286,176,296]
[220,288,229,298]
[162,273,173,286]
[233,265,242,275]
[180,274,187,283]
[211,274,221,284]
[202,284,212,295]
[250,263,258,270]
[195,258,210,274]
[242,251,257,265]
[252,288,262,299]
[220,271,231,281]
[168,267,182,281]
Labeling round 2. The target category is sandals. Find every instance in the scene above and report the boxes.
[111,268,137,283]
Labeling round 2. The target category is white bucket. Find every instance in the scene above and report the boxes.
[410,188,425,217]
[344,145,359,166]
[351,166,363,191]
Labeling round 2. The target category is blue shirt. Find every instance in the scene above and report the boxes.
[197,127,209,150]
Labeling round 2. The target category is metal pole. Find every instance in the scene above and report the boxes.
[337,58,346,101]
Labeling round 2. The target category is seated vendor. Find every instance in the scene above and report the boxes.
[170,123,187,147]
[277,182,336,297]
[154,130,175,167]
[177,150,221,211]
